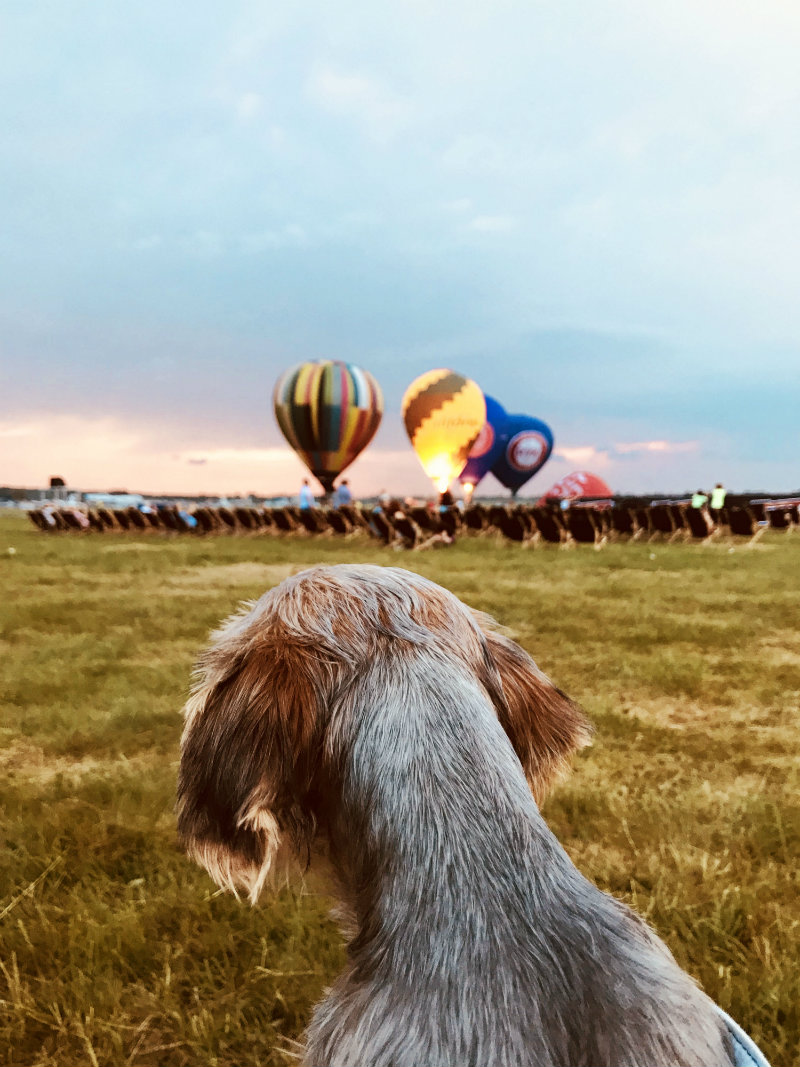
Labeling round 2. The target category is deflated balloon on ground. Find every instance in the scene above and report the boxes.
[540,470,613,502]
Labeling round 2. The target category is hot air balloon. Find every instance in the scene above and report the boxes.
[458,395,508,502]
[402,369,486,492]
[273,360,383,494]
[491,414,554,497]
[539,470,613,503]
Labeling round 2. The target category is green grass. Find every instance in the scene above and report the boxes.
[1,513,798,1065]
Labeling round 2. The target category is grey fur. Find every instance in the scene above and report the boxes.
[177,564,734,1067]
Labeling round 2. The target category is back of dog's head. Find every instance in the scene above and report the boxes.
[177,564,590,899]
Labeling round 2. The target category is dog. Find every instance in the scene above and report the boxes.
[177,563,742,1067]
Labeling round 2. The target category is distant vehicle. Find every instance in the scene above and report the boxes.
[83,493,146,508]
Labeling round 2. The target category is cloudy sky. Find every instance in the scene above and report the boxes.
[2,1,799,497]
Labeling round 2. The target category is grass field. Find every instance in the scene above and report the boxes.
[1,511,798,1067]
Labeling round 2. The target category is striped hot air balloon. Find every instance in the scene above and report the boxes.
[402,369,486,492]
[273,360,383,493]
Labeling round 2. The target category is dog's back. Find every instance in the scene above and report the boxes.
[177,564,737,1067]
[301,651,732,1067]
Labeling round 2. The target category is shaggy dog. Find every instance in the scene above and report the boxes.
[177,564,741,1067]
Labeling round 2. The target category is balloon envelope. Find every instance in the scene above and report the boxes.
[458,395,508,492]
[491,414,554,495]
[273,360,383,492]
[540,470,613,501]
[402,369,486,491]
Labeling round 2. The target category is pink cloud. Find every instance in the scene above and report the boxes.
[0,414,739,499]
[613,439,698,455]
[555,445,609,466]
[0,414,433,497]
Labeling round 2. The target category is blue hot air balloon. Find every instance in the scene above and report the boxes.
[458,395,508,498]
[491,414,554,496]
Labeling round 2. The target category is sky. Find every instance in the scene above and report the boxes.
[2,1,799,498]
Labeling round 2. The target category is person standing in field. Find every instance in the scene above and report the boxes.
[691,488,709,509]
[709,482,727,522]
[299,479,315,510]
[333,480,352,508]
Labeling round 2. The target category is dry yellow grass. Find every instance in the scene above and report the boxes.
[1,513,797,1065]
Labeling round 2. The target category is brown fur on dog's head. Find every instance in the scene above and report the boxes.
[177,564,591,900]
[178,624,333,902]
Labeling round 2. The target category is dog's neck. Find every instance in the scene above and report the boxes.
[325,661,571,972]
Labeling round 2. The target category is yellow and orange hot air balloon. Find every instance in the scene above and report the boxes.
[273,360,383,493]
[402,369,486,492]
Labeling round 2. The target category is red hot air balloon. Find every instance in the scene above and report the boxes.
[539,471,613,503]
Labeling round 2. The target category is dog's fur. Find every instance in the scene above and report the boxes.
[177,564,734,1067]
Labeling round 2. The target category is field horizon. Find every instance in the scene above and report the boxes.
[1,513,797,1066]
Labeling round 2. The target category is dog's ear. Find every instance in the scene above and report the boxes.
[177,640,324,902]
[479,628,592,805]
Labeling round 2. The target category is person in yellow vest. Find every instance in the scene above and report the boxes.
[690,488,715,534]
[691,489,708,509]
[709,482,727,523]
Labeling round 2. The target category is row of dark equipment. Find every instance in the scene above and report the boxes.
[26,498,799,548]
